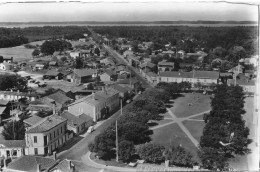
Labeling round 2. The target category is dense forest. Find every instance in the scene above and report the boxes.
[92,26,258,55]
[0,26,91,48]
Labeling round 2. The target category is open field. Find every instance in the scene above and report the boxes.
[151,123,200,162]
[170,93,211,118]
[0,45,33,62]
[183,120,205,142]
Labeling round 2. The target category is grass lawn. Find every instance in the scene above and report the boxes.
[183,121,205,142]
[90,152,129,167]
[171,93,211,118]
[151,123,200,162]
[243,97,254,127]
[161,112,173,118]
[0,45,33,62]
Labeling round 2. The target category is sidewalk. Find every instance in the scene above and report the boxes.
[82,152,136,172]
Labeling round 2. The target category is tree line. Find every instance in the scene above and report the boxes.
[199,84,251,170]
[92,26,258,56]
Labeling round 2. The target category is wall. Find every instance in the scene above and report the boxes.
[0,147,24,158]
[68,102,96,120]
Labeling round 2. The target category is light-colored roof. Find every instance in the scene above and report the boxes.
[26,115,67,133]
[7,155,58,172]
[0,99,9,105]
[158,61,175,66]
[160,71,219,79]
[0,106,7,114]
[0,140,26,148]
[24,115,44,126]
[52,159,74,172]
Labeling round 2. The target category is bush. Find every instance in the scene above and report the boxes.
[136,143,165,163]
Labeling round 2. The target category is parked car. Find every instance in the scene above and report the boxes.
[87,126,95,133]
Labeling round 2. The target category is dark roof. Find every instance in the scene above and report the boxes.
[49,61,58,65]
[24,115,44,126]
[7,155,58,172]
[45,70,62,76]
[228,78,255,86]
[146,72,158,77]
[61,111,92,127]
[112,85,129,94]
[52,159,74,172]
[26,115,67,133]
[0,140,26,148]
[158,61,174,66]
[47,92,72,105]
[194,71,219,79]
[102,69,116,76]
[0,99,10,106]
[74,69,97,77]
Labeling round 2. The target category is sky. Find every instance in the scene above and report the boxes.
[0,0,258,22]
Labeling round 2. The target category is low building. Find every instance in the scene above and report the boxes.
[34,64,46,71]
[177,50,186,59]
[158,71,219,86]
[162,50,175,57]
[228,64,245,74]
[71,69,98,84]
[158,61,175,72]
[44,70,64,80]
[2,57,13,63]
[0,91,37,101]
[49,61,58,67]
[5,155,59,172]
[139,62,156,76]
[61,111,93,135]
[112,85,131,101]
[0,140,26,159]
[227,76,255,93]
[68,87,119,121]
[100,70,117,82]
[25,115,70,156]
[0,63,14,71]
[69,52,80,59]
[145,72,158,85]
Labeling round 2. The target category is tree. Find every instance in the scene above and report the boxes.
[74,57,84,69]
[94,47,100,56]
[164,145,194,168]
[136,143,165,163]
[0,74,27,91]
[87,83,94,90]
[2,120,26,140]
[0,56,3,63]
[118,140,135,162]
[32,48,40,57]
[41,41,55,55]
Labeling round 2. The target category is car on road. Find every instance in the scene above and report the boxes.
[87,126,95,133]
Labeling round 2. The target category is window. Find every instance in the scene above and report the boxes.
[54,131,56,138]
[61,126,62,134]
[44,135,47,146]
[34,148,38,155]
[12,150,17,156]
[34,136,37,143]
[50,133,52,140]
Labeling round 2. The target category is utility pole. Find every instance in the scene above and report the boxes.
[116,120,119,162]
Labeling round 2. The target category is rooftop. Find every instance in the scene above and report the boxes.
[0,91,38,97]
[6,155,58,172]
[47,92,72,105]
[24,115,44,126]
[74,69,97,77]
[52,159,74,172]
[26,115,67,133]
[45,69,62,76]
[102,69,116,76]
[0,99,10,106]
[61,111,93,127]
[158,61,175,66]
[0,140,26,148]
[159,71,219,79]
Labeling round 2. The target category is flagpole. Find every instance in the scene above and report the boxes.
[116,120,119,162]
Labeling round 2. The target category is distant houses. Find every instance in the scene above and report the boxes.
[71,69,98,84]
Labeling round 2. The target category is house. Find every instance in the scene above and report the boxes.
[5,155,59,172]
[49,61,58,67]
[27,103,53,115]
[128,55,141,67]
[24,115,71,156]
[34,64,46,71]
[0,91,37,102]
[0,140,26,159]
[2,57,13,63]
[47,92,73,110]
[158,61,175,72]
[139,62,156,76]
[68,87,119,121]
[100,69,117,82]
[71,69,98,84]
[158,71,219,86]
[44,70,64,80]
[177,50,186,59]
[69,52,80,59]
[145,72,158,85]
[112,85,131,101]
[100,58,115,66]
[0,63,13,71]
[123,50,134,58]
[61,111,93,135]
[50,159,75,172]
[162,50,175,57]
[79,38,86,42]
[241,55,259,67]
[117,78,141,93]
[227,75,255,93]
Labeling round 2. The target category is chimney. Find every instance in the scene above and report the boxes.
[37,164,41,172]
[53,151,57,160]
[52,103,55,115]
